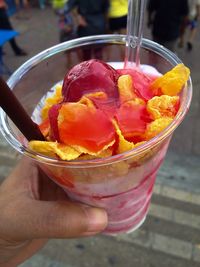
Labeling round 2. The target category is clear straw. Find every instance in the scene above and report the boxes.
[124,0,147,68]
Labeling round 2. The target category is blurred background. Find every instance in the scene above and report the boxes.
[1,0,200,266]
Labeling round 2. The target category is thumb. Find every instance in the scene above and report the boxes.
[10,199,108,240]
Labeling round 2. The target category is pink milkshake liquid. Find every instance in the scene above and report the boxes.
[0,35,192,235]
[37,129,170,234]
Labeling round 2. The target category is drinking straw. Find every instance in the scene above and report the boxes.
[124,0,147,68]
[0,77,45,141]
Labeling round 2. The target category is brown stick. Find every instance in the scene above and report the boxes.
[0,77,45,141]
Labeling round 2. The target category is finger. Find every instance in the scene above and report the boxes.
[6,199,108,240]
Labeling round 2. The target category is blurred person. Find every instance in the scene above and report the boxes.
[0,0,27,56]
[15,0,28,8]
[15,0,30,19]
[52,0,67,13]
[107,0,128,60]
[58,8,77,66]
[147,0,189,52]
[58,9,76,43]
[52,0,77,66]
[0,158,107,267]
[64,0,109,60]
[108,0,128,34]
[54,0,76,43]
[179,0,200,51]
[38,0,45,9]
[5,0,17,16]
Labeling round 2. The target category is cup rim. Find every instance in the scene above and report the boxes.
[0,34,193,168]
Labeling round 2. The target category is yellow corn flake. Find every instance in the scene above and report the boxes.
[113,120,135,154]
[96,148,113,157]
[117,133,135,154]
[147,95,179,119]
[29,141,56,157]
[145,117,173,140]
[118,75,135,103]
[150,64,190,96]
[78,148,113,160]
[41,85,63,120]
[57,97,97,126]
[54,144,81,160]
[117,75,146,105]
[72,140,115,156]
[57,102,81,126]
[29,138,115,161]
[28,141,81,160]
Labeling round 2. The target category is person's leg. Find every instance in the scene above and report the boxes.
[0,8,13,30]
[9,39,27,55]
[23,0,29,8]
[15,0,30,19]
[15,0,21,12]
[153,36,177,52]
[38,0,45,9]
[187,20,198,51]
[188,28,197,43]
[0,8,27,56]
[178,17,188,48]
[163,40,177,52]
[0,47,3,74]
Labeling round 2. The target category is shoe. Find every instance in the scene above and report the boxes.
[15,49,28,56]
[187,42,193,51]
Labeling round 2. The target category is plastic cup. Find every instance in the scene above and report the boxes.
[0,35,192,235]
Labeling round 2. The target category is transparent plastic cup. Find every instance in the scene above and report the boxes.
[0,35,192,234]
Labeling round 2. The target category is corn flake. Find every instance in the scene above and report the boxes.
[29,139,115,161]
[150,64,190,96]
[41,85,63,120]
[72,140,115,156]
[78,148,113,160]
[145,117,173,140]
[29,141,81,160]
[147,95,179,119]
[118,75,135,102]
[113,120,135,154]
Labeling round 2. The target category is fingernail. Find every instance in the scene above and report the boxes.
[83,207,108,233]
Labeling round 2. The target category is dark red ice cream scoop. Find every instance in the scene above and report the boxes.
[62,59,119,102]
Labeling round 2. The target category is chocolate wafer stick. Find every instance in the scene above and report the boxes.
[0,77,45,141]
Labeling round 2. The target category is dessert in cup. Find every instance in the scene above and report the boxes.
[0,35,192,234]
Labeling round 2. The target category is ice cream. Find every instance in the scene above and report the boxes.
[29,59,189,160]
[62,59,119,102]
[28,59,190,234]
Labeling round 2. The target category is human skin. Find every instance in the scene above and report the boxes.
[0,158,107,267]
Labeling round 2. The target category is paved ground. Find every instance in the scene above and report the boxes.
[1,6,200,267]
